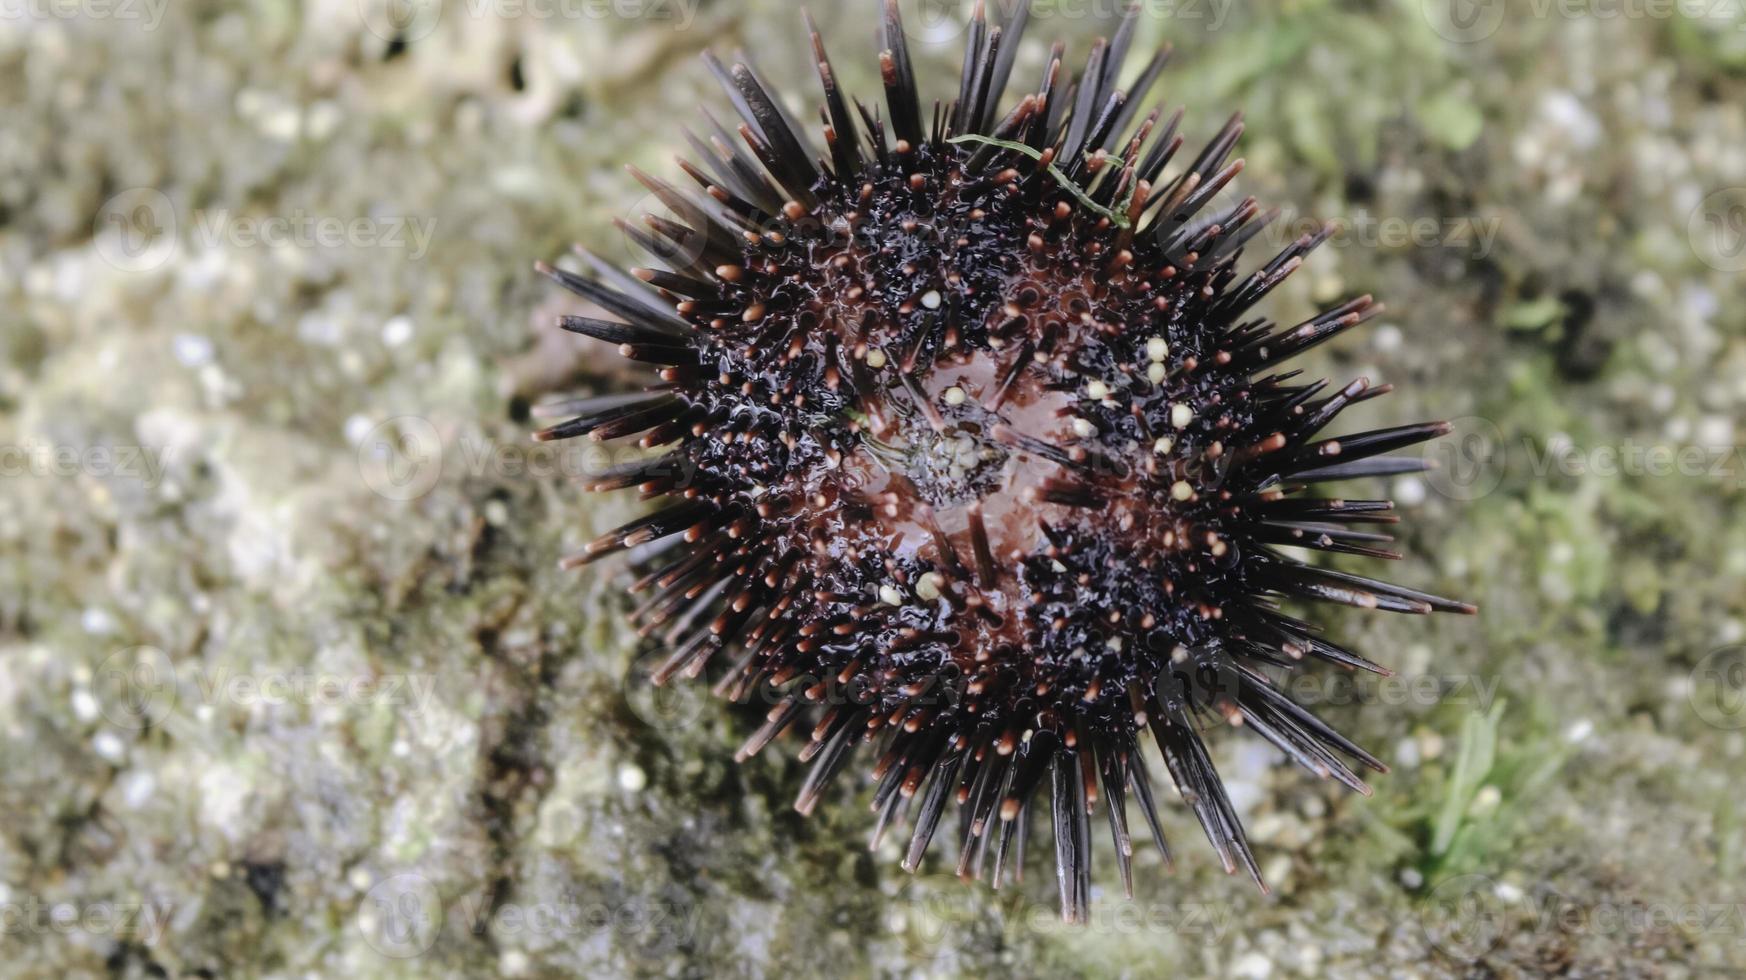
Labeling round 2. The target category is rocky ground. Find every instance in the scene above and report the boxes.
[2,0,1745,976]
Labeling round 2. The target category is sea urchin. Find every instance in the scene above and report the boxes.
[532,0,1474,921]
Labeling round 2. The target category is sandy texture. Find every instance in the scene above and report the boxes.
[2,0,1744,976]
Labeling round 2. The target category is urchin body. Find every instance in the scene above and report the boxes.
[534,1,1471,920]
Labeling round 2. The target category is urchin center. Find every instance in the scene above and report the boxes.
[871,417,1007,509]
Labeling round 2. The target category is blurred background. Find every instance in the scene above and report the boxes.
[2,0,1744,976]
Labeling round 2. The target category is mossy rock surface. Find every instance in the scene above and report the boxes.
[2,2,1744,976]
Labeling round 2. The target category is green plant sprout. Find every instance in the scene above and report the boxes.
[947,134,1137,228]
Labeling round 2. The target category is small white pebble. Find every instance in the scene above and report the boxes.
[382,315,415,347]
[1495,881,1524,903]
[1147,362,1166,384]
[1104,636,1123,652]
[617,763,648,793]
[1564,719,1593,744]
[915,572,944,602]
[348,868,373,891]
[81,608,115,635]
[1470,784,1501,815]
[120,770,156,809]
[1394,476,1427,507]
[1072,417,1097,438]
[1418,730,1446,761]
[1153,436,1175,455]
[865,349,888,369]
[344,414,375,445]
[71,689,100,723]
[1396,738,1421,768]
[172,334,215,368]
[1147,336,1169,362]
[1232,951,1273,980]
[1170,481,1193,501]
[1697,415,1734,448]
[1262,854,1293,890]
[258,106,301,142]
[1170,403,1194,429]
[1399,867,1424,889]
[1086,380,1110,400]
[304,100,342,141]
[879,584,905,606]
[943,386,966,406]
[92,731,127,764]
[920,289,942,310]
